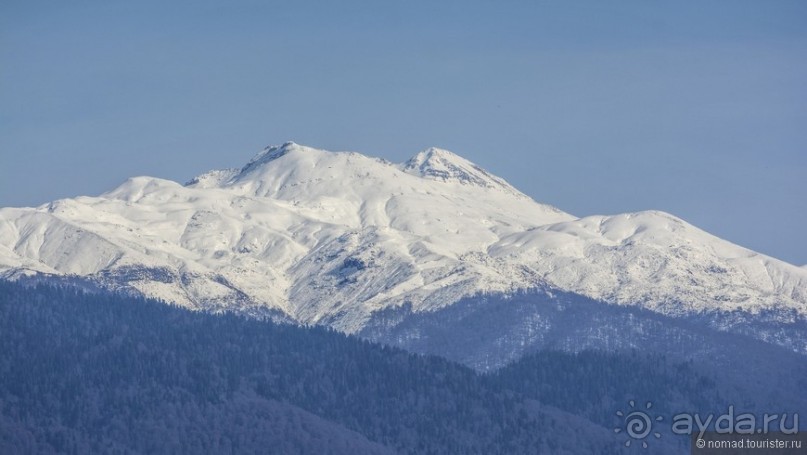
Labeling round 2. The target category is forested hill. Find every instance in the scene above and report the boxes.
[0,282,704,454]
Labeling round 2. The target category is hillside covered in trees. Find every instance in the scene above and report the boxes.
[0,281,733,454]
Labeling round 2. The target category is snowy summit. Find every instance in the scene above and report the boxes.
[0,142,805,337]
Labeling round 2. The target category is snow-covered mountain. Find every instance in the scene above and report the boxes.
[2,142,806,349]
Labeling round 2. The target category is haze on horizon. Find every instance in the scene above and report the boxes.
[1,0,805,265]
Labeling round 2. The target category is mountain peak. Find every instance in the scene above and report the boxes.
[404,147,468,169]
[185,141,316,190]
[224,141,327,182]
[401,147,522,195]
[416,146,463,160]
[192,142,521,196]
[243,141,310,169]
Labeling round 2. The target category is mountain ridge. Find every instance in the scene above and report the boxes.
[1,142,805,345]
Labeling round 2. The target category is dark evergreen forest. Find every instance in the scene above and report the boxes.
[1,282,729,454]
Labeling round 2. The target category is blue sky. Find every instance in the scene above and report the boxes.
[2,1,806,265]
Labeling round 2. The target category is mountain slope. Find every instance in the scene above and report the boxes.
[1,142,805,342]
[4,281,662,454]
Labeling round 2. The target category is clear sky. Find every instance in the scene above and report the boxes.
[2,1,806,265]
